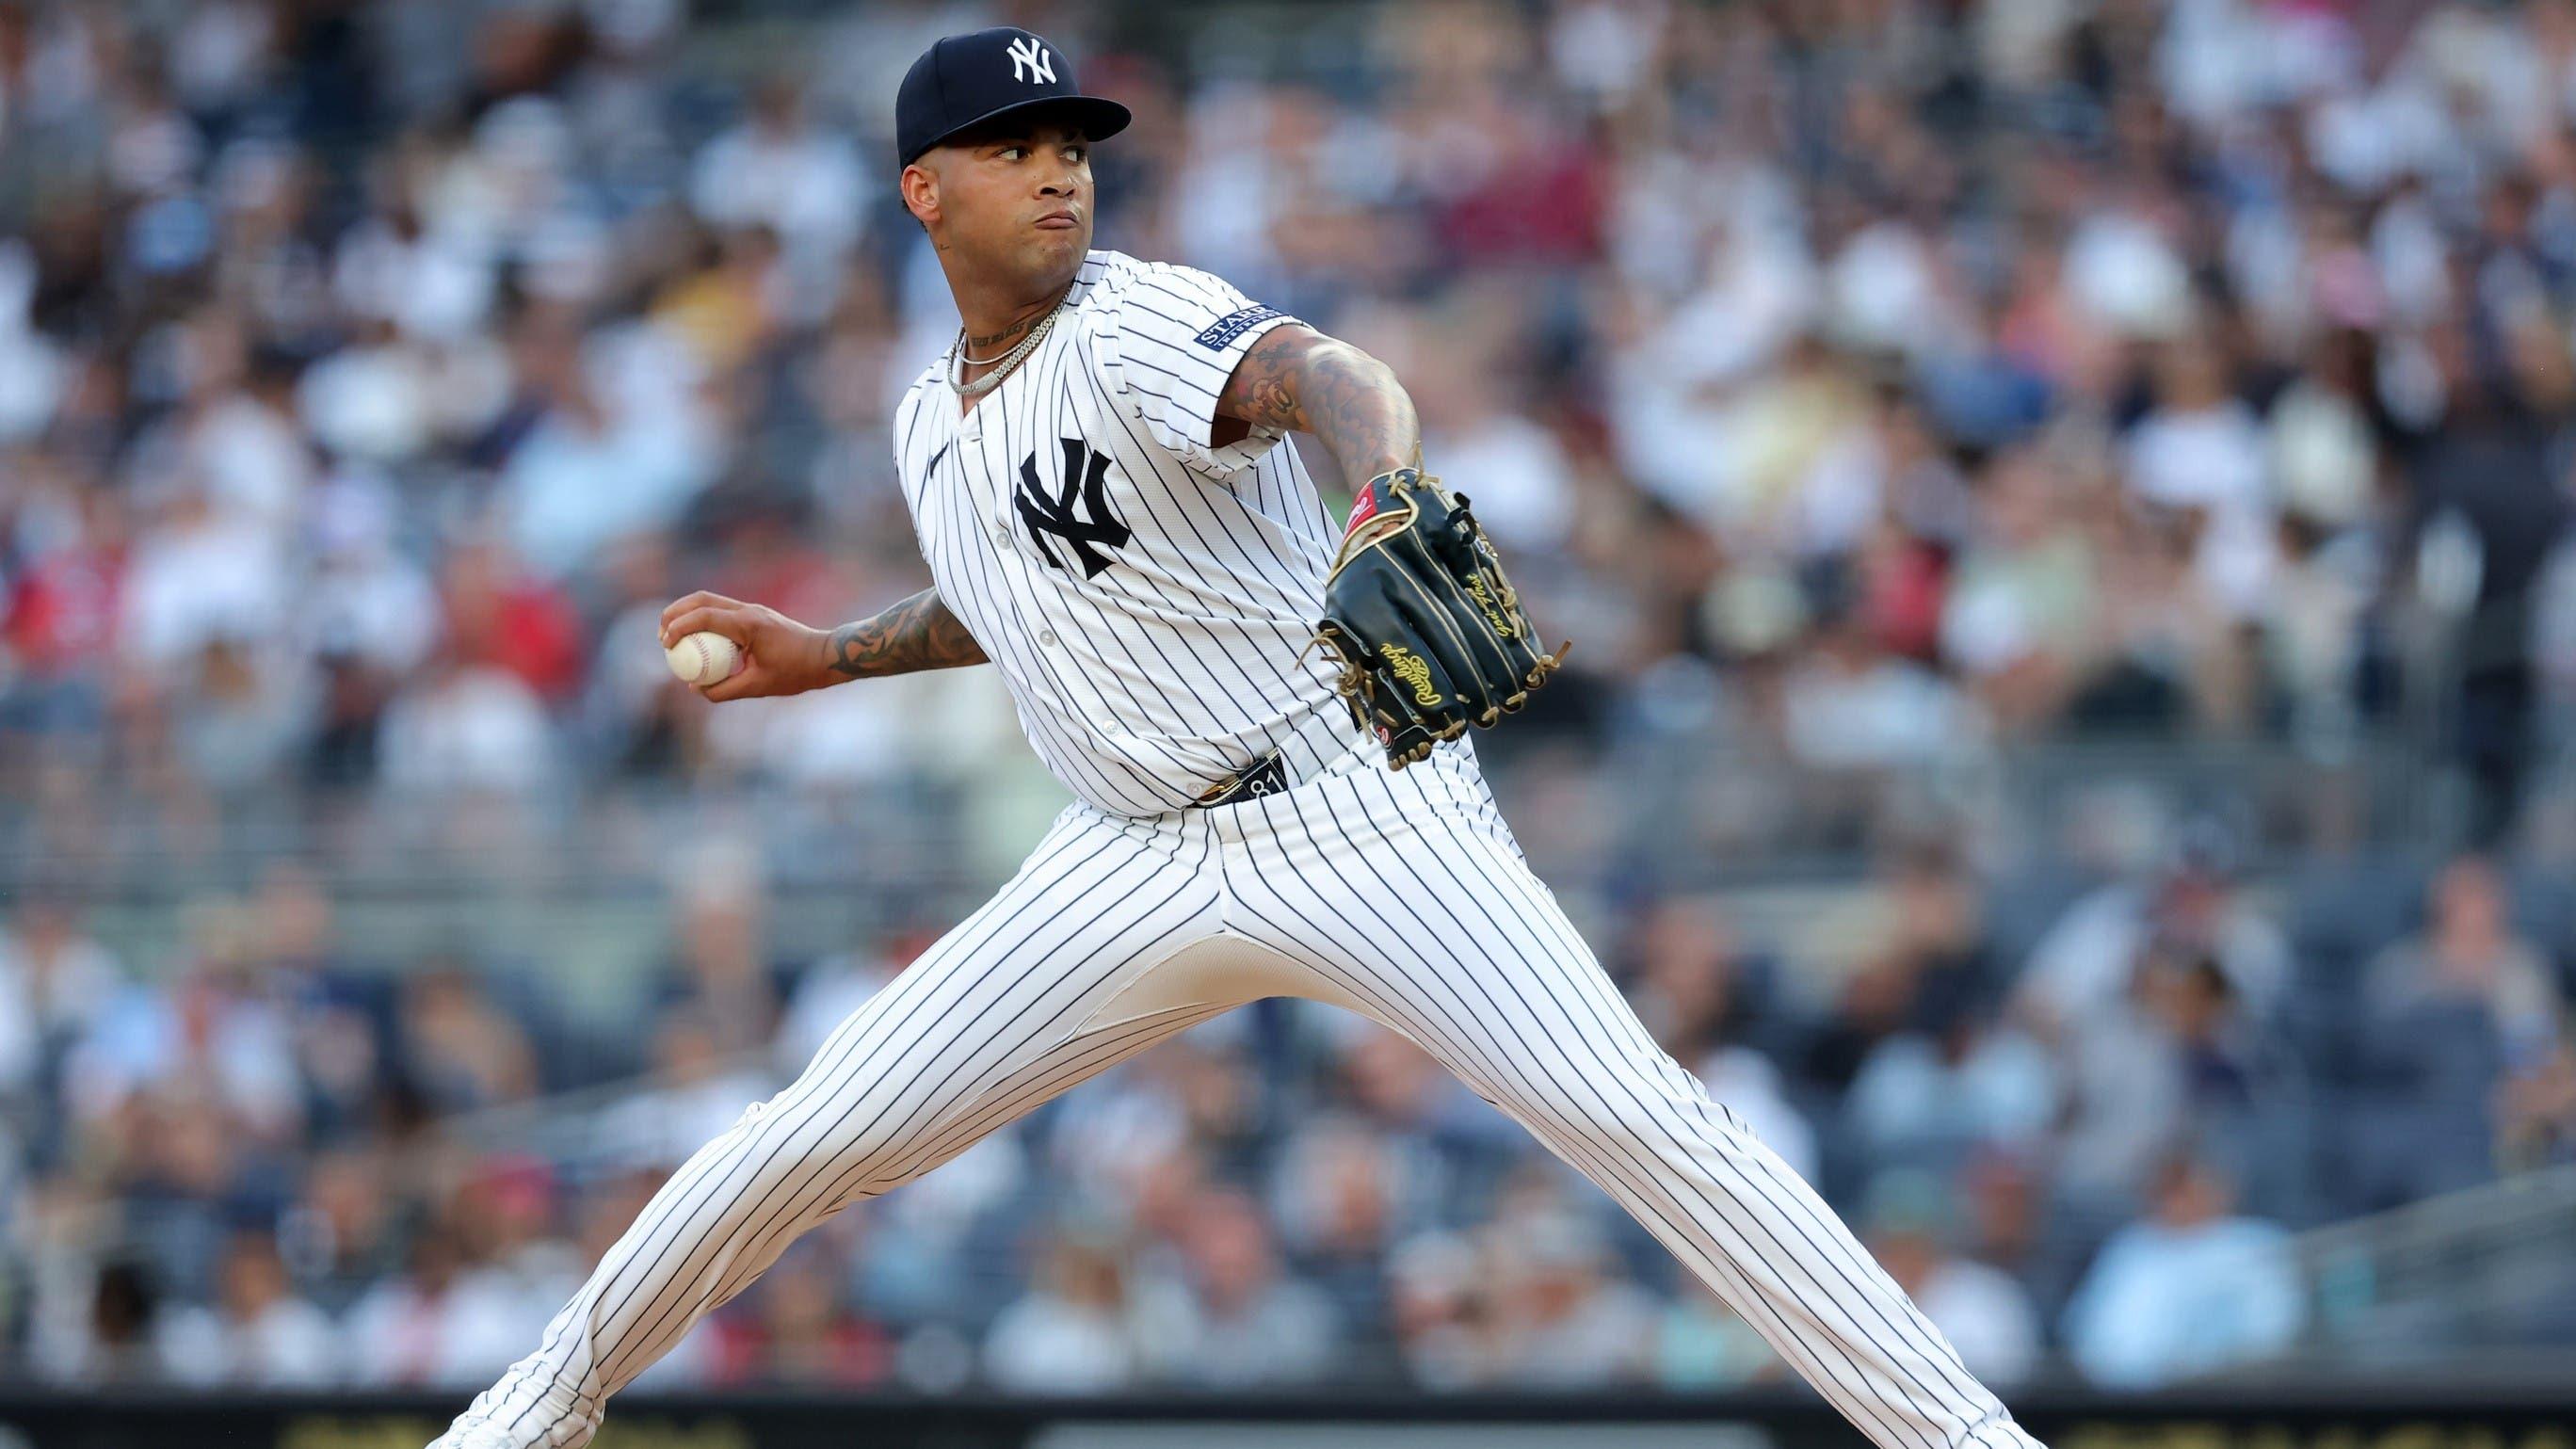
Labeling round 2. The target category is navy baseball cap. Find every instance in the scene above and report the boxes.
[894,27,1131,169]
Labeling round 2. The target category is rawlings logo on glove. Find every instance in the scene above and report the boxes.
[1310,462,1570,769]
[1379,643,1444,708]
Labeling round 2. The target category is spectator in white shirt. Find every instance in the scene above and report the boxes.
[688,79,866,284]
[0,899,120,1102]
[378,654,555,795]
[343,1225,538,1388]
[158,1232,338,1386]
[2063,1151,2304,1387]
[984,1226,1145,1393]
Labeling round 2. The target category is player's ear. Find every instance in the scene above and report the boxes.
[900,158,941,230]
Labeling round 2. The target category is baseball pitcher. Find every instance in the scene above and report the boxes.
[432,28,2044,1449]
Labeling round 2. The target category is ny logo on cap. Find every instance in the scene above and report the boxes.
[1006,36,1055,84]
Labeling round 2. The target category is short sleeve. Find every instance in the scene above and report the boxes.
[1092,265,1301,477]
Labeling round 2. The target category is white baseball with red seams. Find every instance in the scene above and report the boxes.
[435,248,2048,1449]
[663,631,739,687]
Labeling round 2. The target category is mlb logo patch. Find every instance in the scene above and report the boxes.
[1193,304,1284,350]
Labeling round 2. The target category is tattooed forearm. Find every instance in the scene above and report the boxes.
[1216,324,1420,482]
[825,588,988,679]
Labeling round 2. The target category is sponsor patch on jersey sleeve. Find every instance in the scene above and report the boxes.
[1192,304,1285,350]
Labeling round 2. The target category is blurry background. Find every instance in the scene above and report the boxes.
[0,0,2573,1425]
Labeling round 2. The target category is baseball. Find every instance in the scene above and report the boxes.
[665,631,741,687]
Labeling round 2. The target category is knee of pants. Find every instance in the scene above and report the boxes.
[686,1099,904,1232]
[712,1094,797,1183]
[1544,1063,1753,1160]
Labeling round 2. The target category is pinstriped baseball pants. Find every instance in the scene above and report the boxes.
[451,744,2043,1449]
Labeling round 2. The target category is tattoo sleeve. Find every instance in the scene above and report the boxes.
[825,588,988,680]
[1215,324,1421,483]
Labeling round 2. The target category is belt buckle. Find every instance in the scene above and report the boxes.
[1197,750,1289,808]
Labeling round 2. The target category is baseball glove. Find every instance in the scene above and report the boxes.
[1311,463,1569,769]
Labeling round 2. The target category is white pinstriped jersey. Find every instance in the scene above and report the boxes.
[891,250,1365,816]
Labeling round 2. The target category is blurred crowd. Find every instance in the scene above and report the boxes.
[7,0,2576,1402]
[7,818,2576,1394]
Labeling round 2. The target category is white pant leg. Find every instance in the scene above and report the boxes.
[449,805,1240,1447]
[1217,746,2045,1449]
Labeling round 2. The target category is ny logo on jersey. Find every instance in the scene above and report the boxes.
[1006,37,1055,85]
[1016,438,1131,578]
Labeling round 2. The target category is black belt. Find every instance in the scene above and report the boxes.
[1193,749,1291,808]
